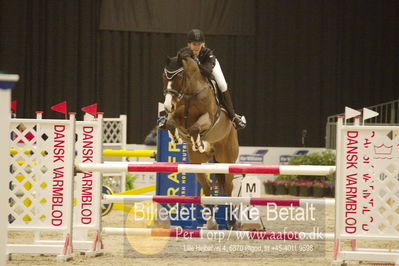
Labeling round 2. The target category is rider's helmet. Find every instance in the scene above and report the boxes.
[187,29,205,43]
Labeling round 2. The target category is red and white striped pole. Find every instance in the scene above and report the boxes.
[103,195,335,206]
[76,162,336,176]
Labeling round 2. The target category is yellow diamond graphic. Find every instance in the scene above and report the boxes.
[23,181,32,191]
[16,175,25,183]
[23,198,32,207]
[23,214,32,222]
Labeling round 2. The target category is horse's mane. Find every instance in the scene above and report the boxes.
[179,48,213,79]
[165,56,181,72]
[177,49,202,80]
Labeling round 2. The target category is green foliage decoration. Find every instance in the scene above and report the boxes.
[277,150,336,182]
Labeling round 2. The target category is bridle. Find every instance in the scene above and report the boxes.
[163,67,210,128]
[163,67,184,100]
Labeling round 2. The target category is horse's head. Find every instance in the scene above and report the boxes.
[162,56,184,113]
[162,52,207,114]
[177,48,202,82]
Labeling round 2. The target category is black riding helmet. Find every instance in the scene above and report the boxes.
[187,29,205,43]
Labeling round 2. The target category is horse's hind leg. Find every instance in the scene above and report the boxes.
[213,129,239,229]
[214,173,234,197]
[187,145,213,196]
[188,145,217,229]
[213,129,239,197]
[214,170,236,229]
[196,173,212,196]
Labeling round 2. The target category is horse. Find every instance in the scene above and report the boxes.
[161,50,239,199]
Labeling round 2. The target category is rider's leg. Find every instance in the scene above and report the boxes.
[212,59,246,130]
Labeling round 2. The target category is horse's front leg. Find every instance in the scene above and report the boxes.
[189,113,212,153]
[165,115,183,145]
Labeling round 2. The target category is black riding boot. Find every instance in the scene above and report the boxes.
[221,91,246,130]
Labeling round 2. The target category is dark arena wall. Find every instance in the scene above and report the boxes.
[0,0,398,147]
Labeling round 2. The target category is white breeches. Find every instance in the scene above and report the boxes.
[212,59,228,92]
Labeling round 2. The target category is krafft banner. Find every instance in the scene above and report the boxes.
[156,130,226,229]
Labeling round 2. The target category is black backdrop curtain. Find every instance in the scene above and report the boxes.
[100,0,256,35]
[0,0,398,147]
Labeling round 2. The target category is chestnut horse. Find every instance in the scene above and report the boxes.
[162,52,239,197]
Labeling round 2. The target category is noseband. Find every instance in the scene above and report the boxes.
[163,67,184,100]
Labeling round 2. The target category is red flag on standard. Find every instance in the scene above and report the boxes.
[81,103,98,116]
[11,100,17,113]
[51,101,67,114]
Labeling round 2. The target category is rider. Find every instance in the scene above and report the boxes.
[159,29,246,130]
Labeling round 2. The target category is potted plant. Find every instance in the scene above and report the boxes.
[287,180,299,196]
[297,180,313,196]
[263,180,276,195]
[312,181,329,197]
[325,181,335,197]
[275,150,336,197]
[273,180,288,195]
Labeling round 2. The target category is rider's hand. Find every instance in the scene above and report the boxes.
[177,47,193,59]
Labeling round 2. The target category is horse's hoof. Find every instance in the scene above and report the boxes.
[195,135,205,153]
[175,136,183,145]
[174,129,183,144]
[199,143,206,153]
[227,221,239,231]
[168,129,183,145]
[198,138,205,153]
[198,140,210,153]
[190,137,198,151]
[168,130,176,144]
[206,219,218,230]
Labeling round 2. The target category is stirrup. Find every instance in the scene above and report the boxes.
[233,114,246,130]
